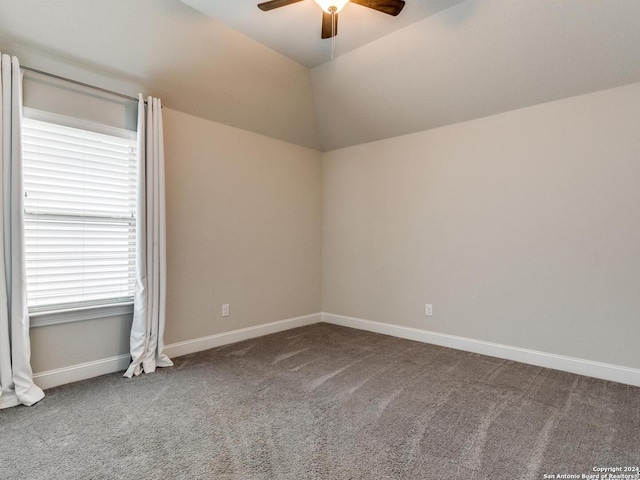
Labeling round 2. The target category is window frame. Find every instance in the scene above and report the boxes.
[22,108,138,325]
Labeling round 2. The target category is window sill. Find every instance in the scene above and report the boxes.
[29,302,134,328]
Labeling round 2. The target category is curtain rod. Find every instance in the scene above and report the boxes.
[20,65,142,103]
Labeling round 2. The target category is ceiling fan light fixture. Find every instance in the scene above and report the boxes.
[313,0,349,14]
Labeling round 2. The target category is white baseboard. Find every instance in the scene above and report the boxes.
[33,311,638,391]
[322,312,640,387]
[33,354,131,391]
[164,313,322,358]
[33,312,322,390]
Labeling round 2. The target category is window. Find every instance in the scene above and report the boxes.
[22,114,137,314]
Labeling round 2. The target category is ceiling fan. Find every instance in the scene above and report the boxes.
[257,0,406,39]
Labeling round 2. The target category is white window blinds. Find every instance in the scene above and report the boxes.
[22,117,137,313]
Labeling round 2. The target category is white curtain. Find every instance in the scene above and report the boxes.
[125,95,173,378]
[0,53,44,408]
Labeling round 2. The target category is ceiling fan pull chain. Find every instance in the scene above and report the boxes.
[331,10,336,59]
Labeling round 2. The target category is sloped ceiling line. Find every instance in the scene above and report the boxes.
[1,0,640,152]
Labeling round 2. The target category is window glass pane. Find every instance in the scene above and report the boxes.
[23,116,137,312]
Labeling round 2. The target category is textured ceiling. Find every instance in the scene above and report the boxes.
[1,0,640,152]
[179,0,467,68]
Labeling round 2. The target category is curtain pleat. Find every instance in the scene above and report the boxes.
[124,95,172,378]
[0,53,45,409]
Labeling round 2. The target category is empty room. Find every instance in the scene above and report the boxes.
[0,0,639,478]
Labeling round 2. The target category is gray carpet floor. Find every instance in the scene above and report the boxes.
[1,323,638,480]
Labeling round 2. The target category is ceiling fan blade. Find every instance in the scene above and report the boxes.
[257,0,303,11]
[350,0,405,16]
[321,11,338,39]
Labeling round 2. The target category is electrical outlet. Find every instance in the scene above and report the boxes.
[425,304,433,316]
[222,304,230,317]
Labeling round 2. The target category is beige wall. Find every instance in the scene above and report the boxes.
[323,82,640,370]
[25,72,640,375]
[31,107,323,373]
[31,315,132,373]
[163,109,322,343]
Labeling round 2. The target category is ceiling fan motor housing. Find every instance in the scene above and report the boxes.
[257,0,406,39]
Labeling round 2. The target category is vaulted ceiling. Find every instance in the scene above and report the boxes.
[1,0,640,151]
[178,0,467,68]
